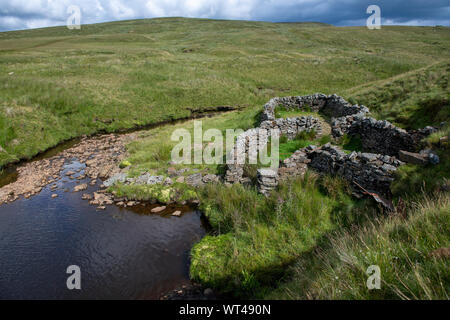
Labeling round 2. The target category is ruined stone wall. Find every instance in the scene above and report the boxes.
[333,117,438,157]
[224,128,269,184]
[261,93,369,122]
[281,144,403,196]
[225,116,321,183]
[228,93,437,196]
[348,118,417,156]
[259,116,322,139]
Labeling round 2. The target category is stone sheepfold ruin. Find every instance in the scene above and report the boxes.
[225,93,440,199]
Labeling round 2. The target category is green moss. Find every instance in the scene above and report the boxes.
[119,160,131,168]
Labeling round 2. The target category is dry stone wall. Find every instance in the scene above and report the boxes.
[260,116,322,139]
[341,118,437,157]
[306,144,402,196]
[261,93,369,122]
[280,144,403,196]
[226,93,437,197]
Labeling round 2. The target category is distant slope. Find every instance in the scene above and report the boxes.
[0,17,449,167]
[345,61,449,129]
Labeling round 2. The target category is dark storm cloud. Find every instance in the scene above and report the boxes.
[0,0,448,32]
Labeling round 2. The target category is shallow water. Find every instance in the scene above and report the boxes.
[0,159,206,299]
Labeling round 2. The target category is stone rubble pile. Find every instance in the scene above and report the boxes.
[301,144,402,196]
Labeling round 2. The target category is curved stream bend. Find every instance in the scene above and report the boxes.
[0,133,206,299]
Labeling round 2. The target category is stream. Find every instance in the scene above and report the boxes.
[0,136,207,299]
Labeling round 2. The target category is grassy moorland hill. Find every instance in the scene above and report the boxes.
[1,18,450,167]
[0,18,449,300]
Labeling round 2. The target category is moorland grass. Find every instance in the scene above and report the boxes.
[265,192,450,300]
[191,173,367,298]
[1,18,449,167]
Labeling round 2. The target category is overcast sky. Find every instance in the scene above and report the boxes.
[1,0,449,32]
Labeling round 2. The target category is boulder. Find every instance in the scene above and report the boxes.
[399,150,428,165]
[163,177,173,186]
[202,174,219,183]
[186,173,204,187]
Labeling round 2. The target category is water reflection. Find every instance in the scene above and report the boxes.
[0,160,206,299]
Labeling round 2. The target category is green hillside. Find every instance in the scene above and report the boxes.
[1,18,449,167]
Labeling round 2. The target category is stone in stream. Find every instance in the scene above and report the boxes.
[51,194,58,198]
[81,193,92,200]
[172,211,182,217]
[151,206,166,213]
[97,206,106,210]
[90,192,113,205]
[73,184,88,192]
[65,171,76,176]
